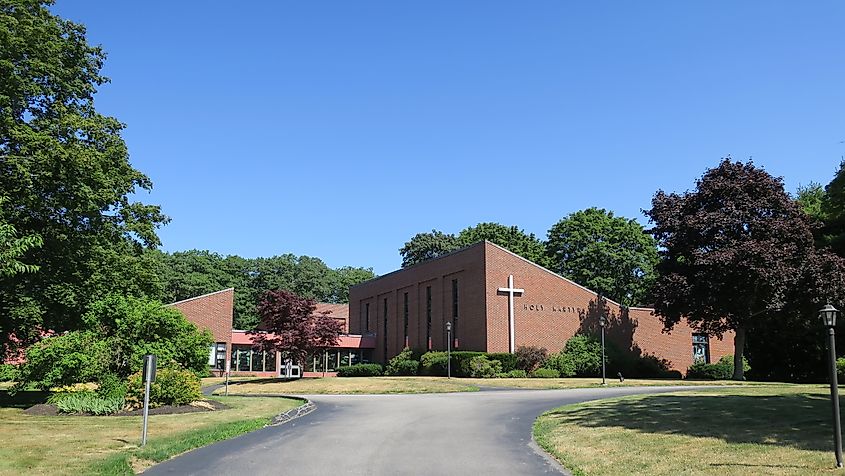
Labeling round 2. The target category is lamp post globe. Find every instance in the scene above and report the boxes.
[820,304,843,468]
[821,304,839,328]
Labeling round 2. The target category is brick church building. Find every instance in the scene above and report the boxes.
[349,241,733,373]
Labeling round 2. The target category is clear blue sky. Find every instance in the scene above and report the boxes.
[53,1,845,275]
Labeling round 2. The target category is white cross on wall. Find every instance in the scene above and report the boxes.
[497,274,524,354]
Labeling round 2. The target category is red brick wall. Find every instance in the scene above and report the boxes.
[167,288,234,374]
[483,242,734,372]
[349,244,488,361]
[349,241,735,372]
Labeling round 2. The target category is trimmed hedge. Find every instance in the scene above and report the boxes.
[531,368,560,378]
[498,369,527,378]
[487,353,517,373]
[467,355,502,378]
[686,355,750,380]
[419,352,449,376]
[336,363,383,377]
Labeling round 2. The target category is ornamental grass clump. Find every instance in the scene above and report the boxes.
[47,391,124,415]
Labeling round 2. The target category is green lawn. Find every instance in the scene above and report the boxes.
[0,392,301,475]
[213,376,480,395]
[534,385,843,476]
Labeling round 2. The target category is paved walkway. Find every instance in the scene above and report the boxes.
[145,386,692,476]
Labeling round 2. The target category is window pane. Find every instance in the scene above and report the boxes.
[340,350,351,367]
[238,347,251,372]
[251,349,263,372]
[327,351,338,371]
[264,351,275,372]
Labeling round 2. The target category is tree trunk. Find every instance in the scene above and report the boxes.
[732,326,746,380]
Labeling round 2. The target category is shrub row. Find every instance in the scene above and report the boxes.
[686,355,750,380]
[336,363,383,377]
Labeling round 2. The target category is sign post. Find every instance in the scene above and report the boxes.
[141,354,156,447]
[225,358,230,397]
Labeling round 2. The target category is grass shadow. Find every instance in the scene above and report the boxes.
[547,391,839,452]
[0,390,50,408]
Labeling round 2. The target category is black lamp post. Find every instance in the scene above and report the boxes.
[821,304,843,468]
[446,321,452,379]
[599,315,607,386]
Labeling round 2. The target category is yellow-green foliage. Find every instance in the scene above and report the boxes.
[125,368,202,409]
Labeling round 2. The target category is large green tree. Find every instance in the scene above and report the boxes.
[457,222,549,267]
[399,230,461,267]
[0,0,167,350]
[646,159,829,380]
[546,208,658,307]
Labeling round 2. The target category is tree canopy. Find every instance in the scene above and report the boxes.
[151,250,375,330]
[546,208,658,307]
[457,222,549,267]
[400,224,548,268]
[645,159,830,380]
[0,0,167,352]
[399,230,462,267]
[252,289,344,366]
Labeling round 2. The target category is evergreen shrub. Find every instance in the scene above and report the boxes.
[467,355,502,378]
[498,369,527,378]
[451,352,486,377]
[125,367,202,409]
[487,353,518,372]
[385,348,418,376]
[531,368,560,378]
[419,352,449,376]
[336,363,383,377]
[563,334,603,376]
[686,355,750,380]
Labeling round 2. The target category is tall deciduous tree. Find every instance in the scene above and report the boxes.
[252,290,343,366]
[458,222,549,267]
[646,159,818,380]
[399,230,461,267]
[0,0,167,349]
[546,208,658,307]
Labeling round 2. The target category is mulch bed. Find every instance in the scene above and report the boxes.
[23,400,229,417]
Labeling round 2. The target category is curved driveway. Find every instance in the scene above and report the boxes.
[145,386,691,475]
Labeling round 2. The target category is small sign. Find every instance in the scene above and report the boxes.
[142,354,157,383]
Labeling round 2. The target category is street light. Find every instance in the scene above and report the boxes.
[599,315,607,386]
[821,304,843,468]
[446,322,452,379]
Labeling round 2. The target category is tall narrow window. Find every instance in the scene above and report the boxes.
[426,286,432,350]
[452,279,459,348]
[365,302,370,332]
[692,334,710,363]
[403,292,409,348]
[383,298,388,363]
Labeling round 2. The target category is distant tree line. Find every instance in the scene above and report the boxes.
[149,250,375,330]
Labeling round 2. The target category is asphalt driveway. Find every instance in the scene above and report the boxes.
[145,386,692,475]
